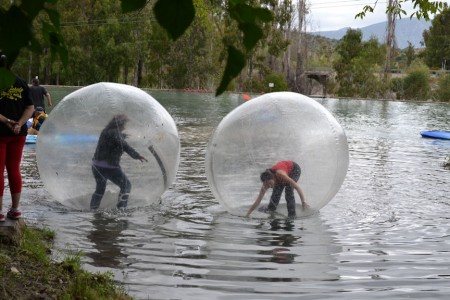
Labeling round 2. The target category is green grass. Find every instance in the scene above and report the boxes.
[0,225,132,299]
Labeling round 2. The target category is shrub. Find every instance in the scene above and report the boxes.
[403,60,430,100]
[243,78,264,93]
[390,77,404,99]
[434,74,450,102]
[263,72,288,92]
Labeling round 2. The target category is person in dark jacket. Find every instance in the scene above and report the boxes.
[90,114,147,209]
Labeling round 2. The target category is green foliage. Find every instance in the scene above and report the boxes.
[164,18,217,89]
[0,0,67,89]
[20,226,55,265]
[264,72,288,92]
[422,7,450,70]
[333,29,387,98]
[403,59,431,100]
[214,1,272,95]
[243,77,264,93]
[434,74,450,102]
[153,0,195,40]
[390,77,404,99]
[356,0,447,20]
[405,42,416,67]
[0,0,445,96]
[59,251,130,299]
[121,0,146,13]
[1,225,130,299]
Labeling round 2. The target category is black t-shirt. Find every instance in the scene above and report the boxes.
[30,85,48,108]
[0,76,33,136]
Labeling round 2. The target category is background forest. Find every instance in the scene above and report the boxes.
[5,0,450,101]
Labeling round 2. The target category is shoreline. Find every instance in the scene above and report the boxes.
[0,219,132,299]
[42,84,448,104]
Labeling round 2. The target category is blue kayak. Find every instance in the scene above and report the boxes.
[26,134,37,144]
[25,133,98,145]
[420,130,450,140]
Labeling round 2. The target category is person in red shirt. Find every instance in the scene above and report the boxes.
[246,160,308,218]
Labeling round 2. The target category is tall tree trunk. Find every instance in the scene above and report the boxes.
[385,0,397,75]
[248,56,254,92]
[284,19,292,84]
[123,65,128,84]
[137,58,143,87]
[43,48,50,84]
[28,53,32,83]
[295,0,307,93]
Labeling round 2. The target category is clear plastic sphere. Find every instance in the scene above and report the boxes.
[37,82,180,209]
[205,92,349,217]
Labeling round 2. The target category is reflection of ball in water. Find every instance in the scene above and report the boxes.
[37,82,180,209]
[205,92,349,217]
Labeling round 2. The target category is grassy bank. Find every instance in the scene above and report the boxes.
[0,224,132,299]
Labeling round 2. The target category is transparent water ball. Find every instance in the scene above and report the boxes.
[37,82,180,210]
[205,92,349,218]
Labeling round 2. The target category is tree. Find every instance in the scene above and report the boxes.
[1,0,448,94]
[434,73,450,101]
[356,0,447,20]
[422,6,450,70]
[333,29,386,98]
[384,0,397,74]
[294,0,308,94]
[405,41,416,67]
[403,59,430,100]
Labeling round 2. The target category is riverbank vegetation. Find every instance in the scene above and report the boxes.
[1,0,449,101]
[0,224,131,299]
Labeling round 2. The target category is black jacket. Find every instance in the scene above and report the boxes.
[93,128,140,166]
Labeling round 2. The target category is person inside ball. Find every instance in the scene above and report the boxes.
[90,114,147,210]
[27,106,47,135]
[246,160,309,218]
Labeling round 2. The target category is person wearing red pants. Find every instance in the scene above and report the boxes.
[0,51,34,221]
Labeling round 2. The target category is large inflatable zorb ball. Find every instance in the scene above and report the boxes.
[37,82,180,210]
[205,92,349,218]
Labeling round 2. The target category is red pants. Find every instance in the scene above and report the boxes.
[0,136,26,197]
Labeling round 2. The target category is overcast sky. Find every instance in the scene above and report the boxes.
[307,0,448,32]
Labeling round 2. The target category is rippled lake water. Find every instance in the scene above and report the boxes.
[17,90,450,299]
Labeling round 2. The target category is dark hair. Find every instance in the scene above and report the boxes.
[106,114,129,130]
[260,169,275,182]
[32,78,39,85]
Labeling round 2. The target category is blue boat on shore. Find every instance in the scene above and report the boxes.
[26,134,37,144]
[420,130,450,140]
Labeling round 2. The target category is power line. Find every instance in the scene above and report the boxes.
[60,16,151,27]
[311,1,388,9]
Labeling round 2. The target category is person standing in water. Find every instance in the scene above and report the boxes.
[90,114,147,210]
[246,160,309,218]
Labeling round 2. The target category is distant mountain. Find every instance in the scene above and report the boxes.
[311,18,431,49]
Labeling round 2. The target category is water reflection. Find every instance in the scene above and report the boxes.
[20,90,450,299]
[86,213,129,267]
[258,219,297,264]
[204,213,340,287]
